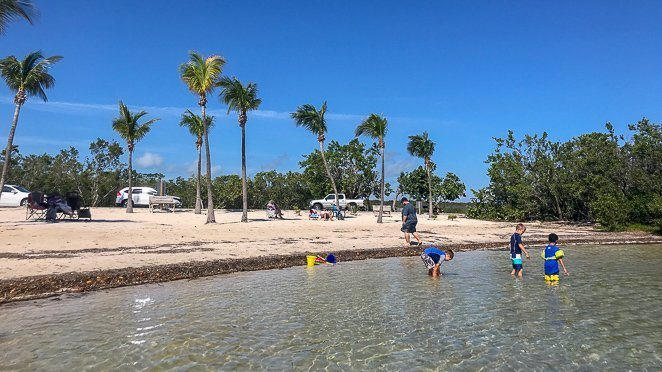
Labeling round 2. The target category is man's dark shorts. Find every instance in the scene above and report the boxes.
[401,220,417,233]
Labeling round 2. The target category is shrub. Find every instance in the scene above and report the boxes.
[448,214,457,221]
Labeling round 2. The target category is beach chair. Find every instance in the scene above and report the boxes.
[26,192,48,220]
[309,209,320,220]
[66,191,91,220]
[331,204,345,220]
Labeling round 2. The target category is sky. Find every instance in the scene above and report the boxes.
[2,1,661,199]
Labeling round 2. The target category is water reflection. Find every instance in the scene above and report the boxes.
[0,244,660,370]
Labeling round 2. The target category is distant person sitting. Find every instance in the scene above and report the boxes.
[421,247,454,277]
[401,197,422,246]
[45,193,73,221]
[266,200,283,219]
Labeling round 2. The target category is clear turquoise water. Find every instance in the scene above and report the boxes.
[1,244,661,370]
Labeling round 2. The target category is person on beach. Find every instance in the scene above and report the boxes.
[421,247,454,277]
[401,197,422,246]
[542,233,569,282]
[510,223,530,278]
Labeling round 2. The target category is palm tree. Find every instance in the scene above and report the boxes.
[112,101,159,213]
[292,101,339,209]
[0,0,36,35]
[180,110,214,215]
[356,114,388,223]
[407,132,436,218]
[179,51,225,223]
[218,77,262,223]
[0,51,61,204]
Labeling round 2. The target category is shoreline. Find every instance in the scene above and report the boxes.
[2,236,660,304]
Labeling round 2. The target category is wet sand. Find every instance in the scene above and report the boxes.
[1,207,660,303]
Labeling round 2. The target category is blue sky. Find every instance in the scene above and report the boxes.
[2,1,661,198]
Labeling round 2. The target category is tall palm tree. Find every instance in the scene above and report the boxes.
[0,51,61,203]
[0,0,36,35]
[292,101,339,209]
[218,77,262,223]
[407,132,436,218]
[180,110,214,215]
[112,101,159,213]
[179,51,225,223]
[356,114,388,223]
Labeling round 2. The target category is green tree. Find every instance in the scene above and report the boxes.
[0,51,61,204]
[407,132,436,218]
[179,51,225,223]
[179,110,214,214]
[111,101,159,213]
[299,139,381,205]
[84,138,124,207]
[0,0,36,34]
[292,102,339,209]
[213,175,243,209]
[218,77,262,222]
[356,114,388,222]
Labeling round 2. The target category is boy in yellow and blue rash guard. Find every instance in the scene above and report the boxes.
[542,233,569,281]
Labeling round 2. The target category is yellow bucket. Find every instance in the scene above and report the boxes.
[306,255,317,267]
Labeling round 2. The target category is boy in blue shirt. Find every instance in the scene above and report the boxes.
[510,223,530,278]
[542,233,569,282]
[420,247,454,277]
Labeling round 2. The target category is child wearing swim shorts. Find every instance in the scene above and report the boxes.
[420,247,454,277]
[510,223,530,278]
[542,233,569,282]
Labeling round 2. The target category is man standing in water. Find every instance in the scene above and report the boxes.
[401,197,422,246]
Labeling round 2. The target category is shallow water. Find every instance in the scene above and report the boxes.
[1,244,661,371]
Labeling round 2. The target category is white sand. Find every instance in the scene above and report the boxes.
[0,206,654,279]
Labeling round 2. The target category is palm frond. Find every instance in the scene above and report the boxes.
[218,76,262,116]
[0,0,37,34]
[291,102,327,136]
[180,109,214,139]
[0,50,61,102]
[355,113,388,139]
[112,100,160,147]
[179,51,226,97]
[407,132,435,160]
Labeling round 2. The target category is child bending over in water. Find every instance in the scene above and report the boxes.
[421,247,454,277]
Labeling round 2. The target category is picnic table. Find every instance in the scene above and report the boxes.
[149,195,177,213]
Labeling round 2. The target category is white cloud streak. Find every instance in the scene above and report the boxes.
[136,152,164,168]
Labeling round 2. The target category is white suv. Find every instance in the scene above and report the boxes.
[115,187,181,207]
[0,185,30,207]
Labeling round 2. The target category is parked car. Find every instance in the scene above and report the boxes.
[309,193,365,210]
[0,184,30,207]
[115,187,181,207]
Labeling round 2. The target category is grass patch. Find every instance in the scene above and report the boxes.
[598,223,662,235]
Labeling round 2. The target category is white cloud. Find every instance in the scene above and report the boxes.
[1,96,412,123]
[136,152,164,168]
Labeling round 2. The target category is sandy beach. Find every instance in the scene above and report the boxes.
[1,206,660,302]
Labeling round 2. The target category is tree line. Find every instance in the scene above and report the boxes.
[467,119,662,232]
[0,1,465,221]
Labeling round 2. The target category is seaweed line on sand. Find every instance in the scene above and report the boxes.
[1,236,660,304]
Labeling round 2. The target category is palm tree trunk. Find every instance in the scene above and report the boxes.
[319,141,339,210]
[194,144,202,214]
[127,148,133,213]
[378,142,385,223]
[0,103,21,204]
[202,104,215,223]
[240,122,248,222]
[426,161,432,218]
